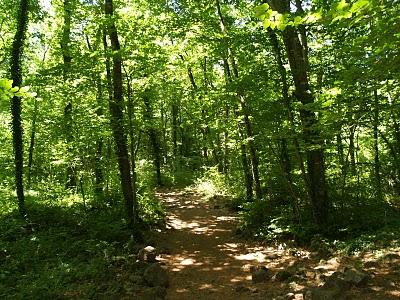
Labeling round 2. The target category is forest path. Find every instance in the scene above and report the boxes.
[154,189,289,300]
[153,189,400,300]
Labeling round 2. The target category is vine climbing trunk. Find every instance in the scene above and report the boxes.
[10,0,30,216]
[104,0,136,228]
[269,0,329,225]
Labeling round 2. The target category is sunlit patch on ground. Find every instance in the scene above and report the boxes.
[233,251,266,262]
[154,189,400,300]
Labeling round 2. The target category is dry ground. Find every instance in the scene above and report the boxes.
[153,189,400,300]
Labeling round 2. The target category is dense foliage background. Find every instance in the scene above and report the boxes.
[1,0,399,297]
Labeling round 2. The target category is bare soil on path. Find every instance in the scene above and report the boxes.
[153,189,400,300]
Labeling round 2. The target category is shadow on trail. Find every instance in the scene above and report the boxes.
[156,190,290,300]
[155,190,400,300]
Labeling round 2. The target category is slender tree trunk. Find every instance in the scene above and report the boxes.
[349,123,356,175]
[238,93,262,200]
[214,133,224,172]
[94,79,104,197]
[201,57,210,161]
[180,54,209,163]
[269,29,303,215]
[387,94,400,194]
[373,90,382,201]
[161,100,168,165]
[201,108,208,160]
[143,92,162,186]
[241,142,254,201]
[270,0,329,225]
[124,73,137,208]
[378,129,400,194]
[172,101,179,163]
[10,0,30,216]
[217,0,262,200]
[269,29,296,186]
[222,57,253,200]
[61,0,76,189]
[223,106,229,174]
[27,98,38,189]
[337,132,344,174]
[279,138,292,184]
[102,30,115,201]
[27,48,48,190]
[86,34,104,198]
[104,0,136,228]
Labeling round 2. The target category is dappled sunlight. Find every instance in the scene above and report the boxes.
[233,251,266,263]
[154,190,400,299]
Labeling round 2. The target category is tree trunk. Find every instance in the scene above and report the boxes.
[172,101,179,163]
[270,0,329,225]
[86,34,104,198]
[240,141,254,201]
[94,78,104,197]
[388,94,400,194]
[10,0,30,216]
[27,98,38,189]
[124,73,138,208]
[217,0,262,200]
[373,90,382,201]
[143,92,162,186]
[269,29,301,216]
[238,93,262,200]
[269,29,297,186]
[349,123,356,175]
[104,0,136,228]
[61,0,76,189]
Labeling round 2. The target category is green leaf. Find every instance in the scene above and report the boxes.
[350,0,369,13]
[263,18,271,28]
[255,3,270,18]
[276,14,287,31]
[337,0,349,11]
[19,86,30,93]
[303,12,322,24]
[294,16,303,26]
[0,79,13,91]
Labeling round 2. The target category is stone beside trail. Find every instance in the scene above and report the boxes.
[132,189,400,300]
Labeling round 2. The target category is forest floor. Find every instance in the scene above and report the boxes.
[149,189,400,300]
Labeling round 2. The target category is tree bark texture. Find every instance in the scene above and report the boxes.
[105,0,136,228]
[143,92,162,186]
[10,0,30,216]
[269,0,329,225]
[217,0,262,200]
[61,0,76,189]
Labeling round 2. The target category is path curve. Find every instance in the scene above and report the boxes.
[155,190,286,300]
[154,189,400,300]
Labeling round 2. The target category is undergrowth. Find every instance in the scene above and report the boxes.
[192,168,400,255]
[0,184,164,299]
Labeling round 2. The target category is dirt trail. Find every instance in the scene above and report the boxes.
[155,189,266,300]
[154,189,400,300]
